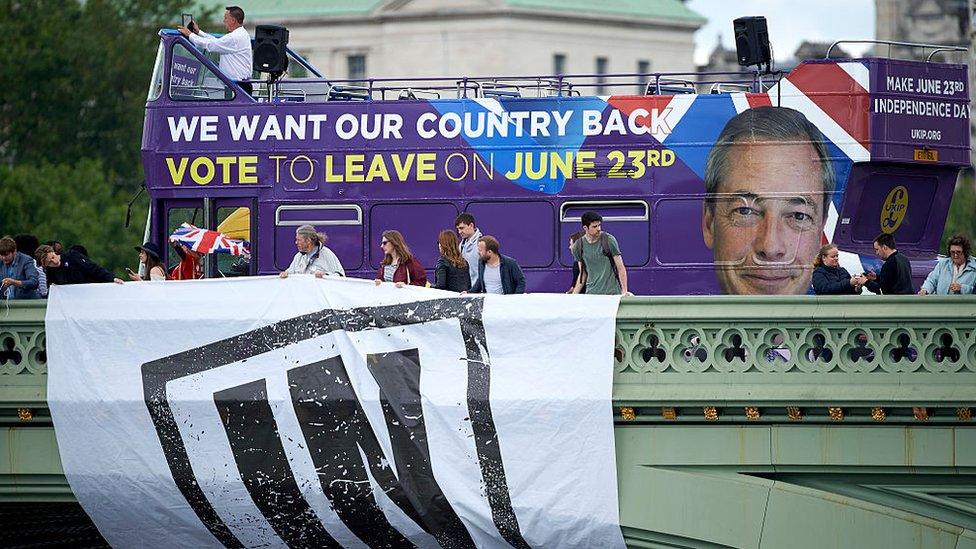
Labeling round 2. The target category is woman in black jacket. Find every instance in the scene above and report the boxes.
[812,244,860,295]
[36,245,123,286]
[433,230,470,292]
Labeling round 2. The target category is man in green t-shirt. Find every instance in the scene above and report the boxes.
[570,212,630,296]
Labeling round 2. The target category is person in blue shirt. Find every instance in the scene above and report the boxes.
[919,234,976,295]
[0,236,39,299]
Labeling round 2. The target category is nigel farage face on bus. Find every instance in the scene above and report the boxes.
[703,139,826,296]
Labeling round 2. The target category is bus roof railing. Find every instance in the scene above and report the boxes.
[239,69,780,102]
[826,39,968,62]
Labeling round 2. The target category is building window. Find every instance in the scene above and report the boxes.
[595,57,608,94]
[553,53,566,75]
[347,54,366,81]
[637,60,650,94]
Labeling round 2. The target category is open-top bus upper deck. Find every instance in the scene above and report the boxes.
[142,29,971,294]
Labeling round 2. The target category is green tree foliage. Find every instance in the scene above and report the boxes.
[0,0,193,278]
[0,0,191,181]
[0,160,148,276]
[941,174,976,254]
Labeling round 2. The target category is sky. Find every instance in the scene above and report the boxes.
[687,0,876,66]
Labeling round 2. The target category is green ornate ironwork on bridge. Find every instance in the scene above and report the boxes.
[2,297,975,548]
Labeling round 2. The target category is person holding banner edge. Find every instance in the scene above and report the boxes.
[280,225,344,279]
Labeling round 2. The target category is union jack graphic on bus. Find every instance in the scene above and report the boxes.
[168,223,250,256]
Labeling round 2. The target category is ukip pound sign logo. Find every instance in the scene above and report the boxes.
[141,297,531,548]
[880,185,909,234]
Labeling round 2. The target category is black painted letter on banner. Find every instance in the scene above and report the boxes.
[366,349,475,548]
[142,298,529,547]
[289,355,415,548]
[214,379,341,548]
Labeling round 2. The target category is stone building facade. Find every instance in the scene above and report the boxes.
[230,0,704,89]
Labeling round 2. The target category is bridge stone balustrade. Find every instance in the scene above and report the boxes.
[2,298,975,548]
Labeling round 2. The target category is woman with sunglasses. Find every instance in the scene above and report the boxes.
[919,234,976,295]
[374,230,427,288]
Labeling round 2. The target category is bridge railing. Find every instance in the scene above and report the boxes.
[0,301,48,426]
[613,295,976,425]
[3,296,974,426]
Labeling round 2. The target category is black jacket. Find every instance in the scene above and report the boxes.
[865,251,914,295]
[812,265,858,295]
[47,250,115,285]
[433,256,471,292]
[470,255,526,294]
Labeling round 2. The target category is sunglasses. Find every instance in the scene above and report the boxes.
[381,240,390,246]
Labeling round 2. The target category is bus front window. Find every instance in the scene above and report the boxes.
[146,43,165,101]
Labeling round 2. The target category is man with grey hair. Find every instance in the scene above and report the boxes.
[701,106,836,295]
[280,225,344,278]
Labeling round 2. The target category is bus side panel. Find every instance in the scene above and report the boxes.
[833,163,958,258]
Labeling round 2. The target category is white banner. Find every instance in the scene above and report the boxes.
[46,276,624,548]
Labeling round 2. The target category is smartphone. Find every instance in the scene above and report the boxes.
[182,13,192,28]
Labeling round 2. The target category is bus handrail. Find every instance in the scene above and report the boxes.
[274,204,364,226]
[559,200,650,223]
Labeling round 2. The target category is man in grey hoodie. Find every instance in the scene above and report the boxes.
[455,213,483,288]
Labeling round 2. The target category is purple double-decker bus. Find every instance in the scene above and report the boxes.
[142,29,970,294]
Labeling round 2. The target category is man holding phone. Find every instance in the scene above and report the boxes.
[178,6,253,95]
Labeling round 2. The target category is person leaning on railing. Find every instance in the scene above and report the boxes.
[919,234,976,295]
[35,244,123,286]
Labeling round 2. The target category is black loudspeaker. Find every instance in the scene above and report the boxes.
[733,16,771,69]
[254,24,289,73]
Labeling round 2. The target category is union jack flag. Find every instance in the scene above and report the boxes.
[168,223,250,256]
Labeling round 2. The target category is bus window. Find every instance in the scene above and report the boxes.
[147,43,165,101]
[559,201,650,268]
[169,44,234,101]
[275,205,363,271]
[216,206,251,277]
[652,198,714,265]
[466,202,555,268]
[369,203,459,270]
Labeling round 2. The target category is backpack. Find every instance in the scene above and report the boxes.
[571,233,619,283]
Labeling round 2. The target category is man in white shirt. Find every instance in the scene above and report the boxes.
[178,6,253,95]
